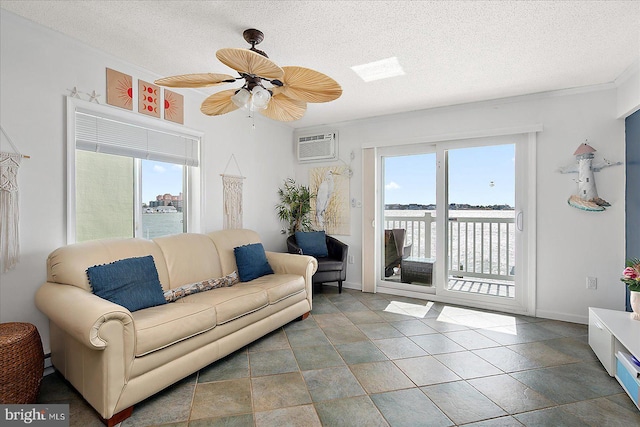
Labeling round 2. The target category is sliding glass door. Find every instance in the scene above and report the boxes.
[445,144,516,300]
[380,151,437,294]
[373,133,534,314]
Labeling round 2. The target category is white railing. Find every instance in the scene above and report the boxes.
[448,217,515,282]
[384,213,515,282]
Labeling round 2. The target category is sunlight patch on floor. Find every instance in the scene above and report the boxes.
[438,306,518,334]
[383,300,435,318]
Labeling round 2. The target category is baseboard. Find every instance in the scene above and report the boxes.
[319,282,360,291]
[534,309,588,325]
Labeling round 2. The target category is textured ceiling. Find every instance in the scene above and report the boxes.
[1,1,639,128]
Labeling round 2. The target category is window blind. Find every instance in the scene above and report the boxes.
[75,111,199,167]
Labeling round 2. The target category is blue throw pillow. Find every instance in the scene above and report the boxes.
[87,255,167,312]
[295,231,329,257]
[234,243,274,282]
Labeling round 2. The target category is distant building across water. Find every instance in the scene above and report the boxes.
[385,203,513,210]
[145,193,183,212]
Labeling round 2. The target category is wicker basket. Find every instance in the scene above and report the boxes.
[0,322,44,404]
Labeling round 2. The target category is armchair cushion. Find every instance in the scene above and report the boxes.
[234,243,274,282]
[295,231,329,257]
[86,255,166,312]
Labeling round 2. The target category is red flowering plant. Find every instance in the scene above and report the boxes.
[621,258,640,292]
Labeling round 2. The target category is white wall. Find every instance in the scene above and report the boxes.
[616,60,640,118]
[294,86,626,324]
[0,11,295,352]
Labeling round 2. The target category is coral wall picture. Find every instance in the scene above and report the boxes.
[106,68,133,110]
[309,166,350,235]
[164,89,184,124]
[138,80,160,118]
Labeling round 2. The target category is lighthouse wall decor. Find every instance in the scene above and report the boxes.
[558,141,622,211]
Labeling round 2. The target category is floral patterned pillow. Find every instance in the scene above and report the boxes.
[164,271,239,302]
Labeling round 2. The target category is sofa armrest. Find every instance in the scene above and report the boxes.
[35,282,134,350]
[266,251,317,277]
[265,251,317,308]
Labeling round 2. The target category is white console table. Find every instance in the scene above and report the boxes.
[589,307,640,409]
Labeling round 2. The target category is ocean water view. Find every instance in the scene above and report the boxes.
[141,212,184,239]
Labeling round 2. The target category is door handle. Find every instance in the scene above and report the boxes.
[516,211,523,231]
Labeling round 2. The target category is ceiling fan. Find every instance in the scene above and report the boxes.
[154,28,342,122]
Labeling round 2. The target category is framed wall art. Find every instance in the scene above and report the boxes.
[138,80,160,118]
[106,68,133,110]
[309,166,350,235]
[164,89,184,124]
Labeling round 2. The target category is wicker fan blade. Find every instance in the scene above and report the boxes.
[216,48,284,79]
[154,73,235,88]
[200,89,239,116]
[260,93,306,122]
[280,66,342,103]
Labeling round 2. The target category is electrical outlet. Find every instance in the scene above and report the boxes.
[586,276,597,290]
[348,255,355,264]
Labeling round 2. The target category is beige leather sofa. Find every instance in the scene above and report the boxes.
[35,229,317,426]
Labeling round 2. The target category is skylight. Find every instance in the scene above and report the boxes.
[351,57,405,82]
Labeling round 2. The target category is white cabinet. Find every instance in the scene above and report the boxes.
[589,309,616,375]
[589,307,640,409]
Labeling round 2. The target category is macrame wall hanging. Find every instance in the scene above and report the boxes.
[1,125,30,272]
[221,154,245,230]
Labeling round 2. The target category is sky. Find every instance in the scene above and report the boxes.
[140,144,515,207]
[141,160,183,204]
[384,144,515,206]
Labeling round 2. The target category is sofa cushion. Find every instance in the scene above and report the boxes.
[154,233,223,289]
[295,231,328,257]
[132,302,216,356]
[47,238,170,292]
[248,274,306,304]
[207,229,262,276]
[234,243,273,282]
[179,286,269,324]
[164,271,239,302]
[87,256,166,312]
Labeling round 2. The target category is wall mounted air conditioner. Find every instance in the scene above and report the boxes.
[296,132,338,163]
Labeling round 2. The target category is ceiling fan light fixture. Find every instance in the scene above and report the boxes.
[250,86,271,111]
[155,28,341,121]
[231,88,251,109]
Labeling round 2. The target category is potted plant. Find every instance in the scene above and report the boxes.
[275,178,314,235]
[621,258,640,320]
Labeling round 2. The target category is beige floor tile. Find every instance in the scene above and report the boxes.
[190,379,252,420]
[349,361,414,393]
[251,372,312,411]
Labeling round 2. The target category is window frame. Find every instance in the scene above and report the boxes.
[66,97,203,244]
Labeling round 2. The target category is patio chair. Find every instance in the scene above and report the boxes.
[384,229,412,277]
[287,233,348,293]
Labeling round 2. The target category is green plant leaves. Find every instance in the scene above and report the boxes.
[275,178,314,235]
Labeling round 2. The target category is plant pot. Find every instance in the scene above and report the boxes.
[630,291,640,321]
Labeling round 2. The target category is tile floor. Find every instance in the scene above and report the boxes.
[38,287,640,426]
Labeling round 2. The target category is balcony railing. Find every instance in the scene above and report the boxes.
[384,213,515,283]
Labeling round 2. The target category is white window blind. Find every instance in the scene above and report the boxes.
[75,111,199,167]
